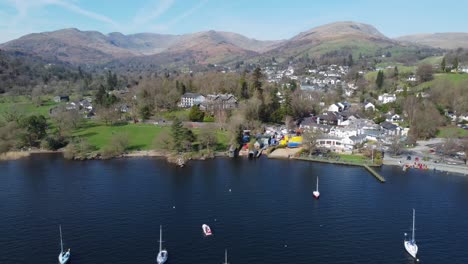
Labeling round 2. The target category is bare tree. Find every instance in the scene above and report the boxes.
[389,135,404,155]
[302,129,322,155]
[96,106,120,125]
[416,64,434,83]
[51,106,83,136]
[199,124,218,151]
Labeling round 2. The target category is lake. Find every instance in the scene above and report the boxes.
[1,154,467,263]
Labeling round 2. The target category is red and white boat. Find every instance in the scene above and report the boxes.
[202,224,212,236]
[313,176,320,199]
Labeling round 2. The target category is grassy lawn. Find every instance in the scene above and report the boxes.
[437,126,468,138]
[73,122,231,152]
[337,153,370,164]
[158,109,189,121]
[73,122,170,151]
[414,73,468,91]
[0,100,58,119]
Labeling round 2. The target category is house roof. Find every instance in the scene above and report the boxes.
[380,121,398,130]
[182,92,203,98]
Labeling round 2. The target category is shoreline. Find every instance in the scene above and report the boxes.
[382,157,468,176]
[2,149,467,176]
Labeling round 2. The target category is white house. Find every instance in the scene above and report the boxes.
[407,76,417,82]
[364,102,375,111]
[378,93,397,104]
[178,93,205,108]
[328,104,340,112]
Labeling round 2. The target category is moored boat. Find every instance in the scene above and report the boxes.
[404,209,419,260]
[58,225,70,264]
[156,225,168,264]
[313,176,320,199]
[202,224,212,236]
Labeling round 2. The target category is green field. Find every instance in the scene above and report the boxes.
[0,100,58,120]
[73,122,230,151]
[437,126,468,138]
[414,73,468,91]
[73,122,169,151]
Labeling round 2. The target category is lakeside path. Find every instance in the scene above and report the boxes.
[383,155,468,176]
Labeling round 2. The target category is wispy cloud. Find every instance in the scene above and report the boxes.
[132,0,175,27]
[4,0,119,28]
[150,0,208,32]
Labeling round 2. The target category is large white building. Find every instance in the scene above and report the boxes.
[178,93,205,108]
[378,93,397,104]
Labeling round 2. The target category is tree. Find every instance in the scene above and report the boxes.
[302,129,322,155]
[154,130,172,150]
[251,67,263,97]
[376,70,384,89]
[139,104,152,120]
[441,56,446,72]
[348,54,354,67]
[416,64,434,83]
[389,135,404,155]
[441,134,458,161]
[188,105,205,122]
[51,107,83,136]
[170,117,195,152]
[453,57,459,72]
[394,66,399,78]
[461,138,468,165]
[199,125,218,151]
[101,133,129,159]
[106,70,118,90]
[96,106,120,125]
[20,115,47,147]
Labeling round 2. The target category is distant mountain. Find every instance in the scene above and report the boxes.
[0,21,451,67]
[0,28,280,65]
[265,21,398,60]
[396,33,468,50]
[0,28,137,64]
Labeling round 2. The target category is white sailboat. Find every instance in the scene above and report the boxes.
[313,176,320,199]
[222,249,229,264]
[404,209,418,259]
[58,225,70,264]
[157,225,168,264]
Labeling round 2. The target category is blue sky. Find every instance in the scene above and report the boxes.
[0,0,467,43]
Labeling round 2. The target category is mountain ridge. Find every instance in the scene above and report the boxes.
[0,21,459,66]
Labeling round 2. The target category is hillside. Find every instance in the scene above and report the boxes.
[0,29,279,65]
[397,33,468,50]
[0,28,137,64]
[265,21,399,61]
[0,21,449,67]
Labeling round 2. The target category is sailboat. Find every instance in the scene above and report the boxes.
[157,225,168,264]
[222,249,229,264]
[313,176,320,199]
[404,209,418,259]
[58,225,70,264]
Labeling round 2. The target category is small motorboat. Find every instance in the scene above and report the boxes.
[202,224,212,236]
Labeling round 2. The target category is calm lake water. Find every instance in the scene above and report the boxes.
[1,154,468,264]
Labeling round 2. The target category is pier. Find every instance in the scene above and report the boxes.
[293,156,386,183]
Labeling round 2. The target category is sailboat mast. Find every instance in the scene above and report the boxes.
[159,225,163,252]
[224,249,228,264]
[59,225,64,253]
[412,209,415,242]
[317,177,319,192]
